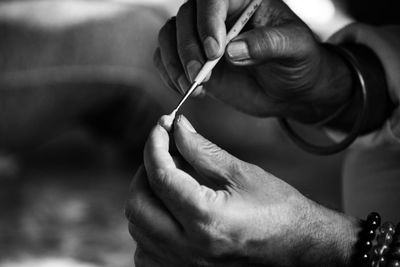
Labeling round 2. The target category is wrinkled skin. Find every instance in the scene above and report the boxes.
[154,0,352,123]
[125,116,357,267]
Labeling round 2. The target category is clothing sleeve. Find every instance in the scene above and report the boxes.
[327,23,400,148]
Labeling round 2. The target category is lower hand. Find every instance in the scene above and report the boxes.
[125,115,358,266]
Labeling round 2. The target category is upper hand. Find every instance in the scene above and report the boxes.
[154,0,352,123]
[125,115,358,267]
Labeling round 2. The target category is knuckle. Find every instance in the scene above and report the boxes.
[149,168,171,192]
[126,196,145,224]
[193,188,213,216]
[261,28,288,57]
[227,159,247,180]
[201,139,223,158]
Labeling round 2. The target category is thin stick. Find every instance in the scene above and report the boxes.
[171,0,262,116]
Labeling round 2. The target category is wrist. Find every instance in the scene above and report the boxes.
[296,200,361,267]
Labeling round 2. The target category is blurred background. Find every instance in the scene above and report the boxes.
[0,0,384,266]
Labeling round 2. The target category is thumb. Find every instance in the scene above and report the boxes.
[173,115,245,187]
[226,24,311,65]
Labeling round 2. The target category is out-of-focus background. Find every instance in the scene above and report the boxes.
[0,0,381,266]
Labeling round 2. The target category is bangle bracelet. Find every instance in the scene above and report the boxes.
[310,99,352,127]
[278,45,369,155]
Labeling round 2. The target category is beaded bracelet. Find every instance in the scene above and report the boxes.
[278,45,369,155]
[354,212,381,266]
[354,213,400,267]
[387,223,400,267]
[371,222,396,266]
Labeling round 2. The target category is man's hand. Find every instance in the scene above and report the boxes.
[154,0,353,123]
[125,115,359,267]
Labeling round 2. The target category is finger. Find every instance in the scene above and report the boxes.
[226,23,313,66]
[196,0,227,60]
[144,124,215,221]
[154,48,179,93]
[158,17,189,94]
[125,166,183,244]
[158,113,176,132]
[173,115,245,187]
[176,1,205,85]
[196,0,253,60]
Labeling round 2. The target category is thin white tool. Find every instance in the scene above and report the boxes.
[170,0,262,118]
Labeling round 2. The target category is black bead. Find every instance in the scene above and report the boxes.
[359,253,370,264]
[378,256,388,267]
[363,229,377,240]
[378,233,394,246]
[381,222,396,235]
[368,212,381,229]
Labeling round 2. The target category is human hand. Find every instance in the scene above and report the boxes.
[154,0,353,123]
[125,115,359,266]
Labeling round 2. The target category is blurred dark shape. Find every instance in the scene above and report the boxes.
[0,1,177,161]
[0,2,173,265]
[348,0,400,25]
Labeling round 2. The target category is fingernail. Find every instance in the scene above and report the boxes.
[177,75,188,94]
[177,115,196,133]
[186,60,202,82]
[204,36,220,59]
[227,41,250,61]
